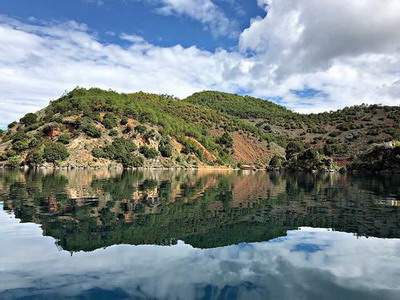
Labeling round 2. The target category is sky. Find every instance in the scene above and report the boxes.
[0,0,400,127]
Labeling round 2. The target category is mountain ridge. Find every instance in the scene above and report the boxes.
[0,88,399,171]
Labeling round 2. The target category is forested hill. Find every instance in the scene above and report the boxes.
[0,88,399,171]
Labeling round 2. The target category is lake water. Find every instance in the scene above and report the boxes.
[0,169,400,300]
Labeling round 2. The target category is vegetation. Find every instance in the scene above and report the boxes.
[20,113,38,126]
[1,87,399,171]
[139,145,159,159]
[43,142,70,164]
[93,138,143,168]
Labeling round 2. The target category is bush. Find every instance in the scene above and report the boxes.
[120,116,129,125]
[7,156,22,168]
[286,141,303,159]
[57,133,71,144]
[12,139,30,152]
[8,121,17,129]
[216,132,233,148]
[159,136,173,157]
[109,129,118,136]
[27,150,44,165]
[135,125,147,134]
[20,113,38,126]
[81,121,102,138]
[93,138,140,167]
[269,155,285,169]
[43,142,69,163]
[102,113,119,129]
[139,145,159,159]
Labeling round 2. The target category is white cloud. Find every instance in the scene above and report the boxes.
[1,0,400,123]
[239,0,400,112]
[0,16,250,125]
[146,0,237,37]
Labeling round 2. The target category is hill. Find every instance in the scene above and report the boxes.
[0,88,399,171]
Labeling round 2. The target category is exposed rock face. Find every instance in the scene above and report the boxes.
[350,141,400,174]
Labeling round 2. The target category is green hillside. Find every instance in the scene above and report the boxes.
[0,88,399,171]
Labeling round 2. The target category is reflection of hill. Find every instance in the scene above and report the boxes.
[0,170,399,251]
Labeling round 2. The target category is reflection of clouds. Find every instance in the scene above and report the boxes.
[1,208,400,299]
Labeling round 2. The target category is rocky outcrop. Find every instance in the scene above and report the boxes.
[349,141,400,174]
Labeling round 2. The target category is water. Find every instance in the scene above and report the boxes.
[0,169,399,300]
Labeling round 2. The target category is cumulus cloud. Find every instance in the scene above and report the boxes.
[0,16,250,125]
[1,0,400,124]
[144,0,237,37]
[239,0,400,112]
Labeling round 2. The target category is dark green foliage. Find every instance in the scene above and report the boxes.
[139,145,159,159]
[323,143,348,156]
[11,131,28,143]
[81,120,101,138]
[180,138,203,159]
[43,142,69,163]
[57,133,71,144]
[20,113,38,126]
[109,129,118,136]
[93,138,141,168]
[27,150,44,165]
[287,149,336,172]
[8,121,17,129]
[159,136,173,157]
[12,139,30,152]
[286,141,303,159]
[120,116,129,125]
[135,125,147,134]
[350,142,400,173]
[269,155,285,169]
[7,156,22,168]
[216,132,233,149]
[102,113,119,129]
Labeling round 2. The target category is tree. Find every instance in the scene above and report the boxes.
[7,156,22,168]
[57,133,71,144]
[216,132,233,149]
[286,141,303,160]
[139,145,159,159]
[43,142,69,164]
[102,113,119,129]
[20,113,38,126]
[159,136,173,157]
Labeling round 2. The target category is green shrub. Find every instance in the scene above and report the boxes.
[269,155,285,169]
[135,125,147,134]
[139,145,159,159]
[20,113,38,126]
[43,142,69,163]
[109,129,118,136]
[93,138,139,167]
[27,150,44,165]
[12,139,30,152]
[120,116,129,125]
[57,133,71,144]
[81,121,102,138]
[216,132,233,148]
[8,121,17,129]
[159,136,173,157]
[7,156,22,168]
[102,113,119,129]
[286,141,303,159]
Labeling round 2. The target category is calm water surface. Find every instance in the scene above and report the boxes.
[0,169,400,300]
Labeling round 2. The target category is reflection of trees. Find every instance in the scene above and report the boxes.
[1,169,399,252]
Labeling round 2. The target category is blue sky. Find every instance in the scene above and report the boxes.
[0,0,399,127]
[0,0,264,51]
